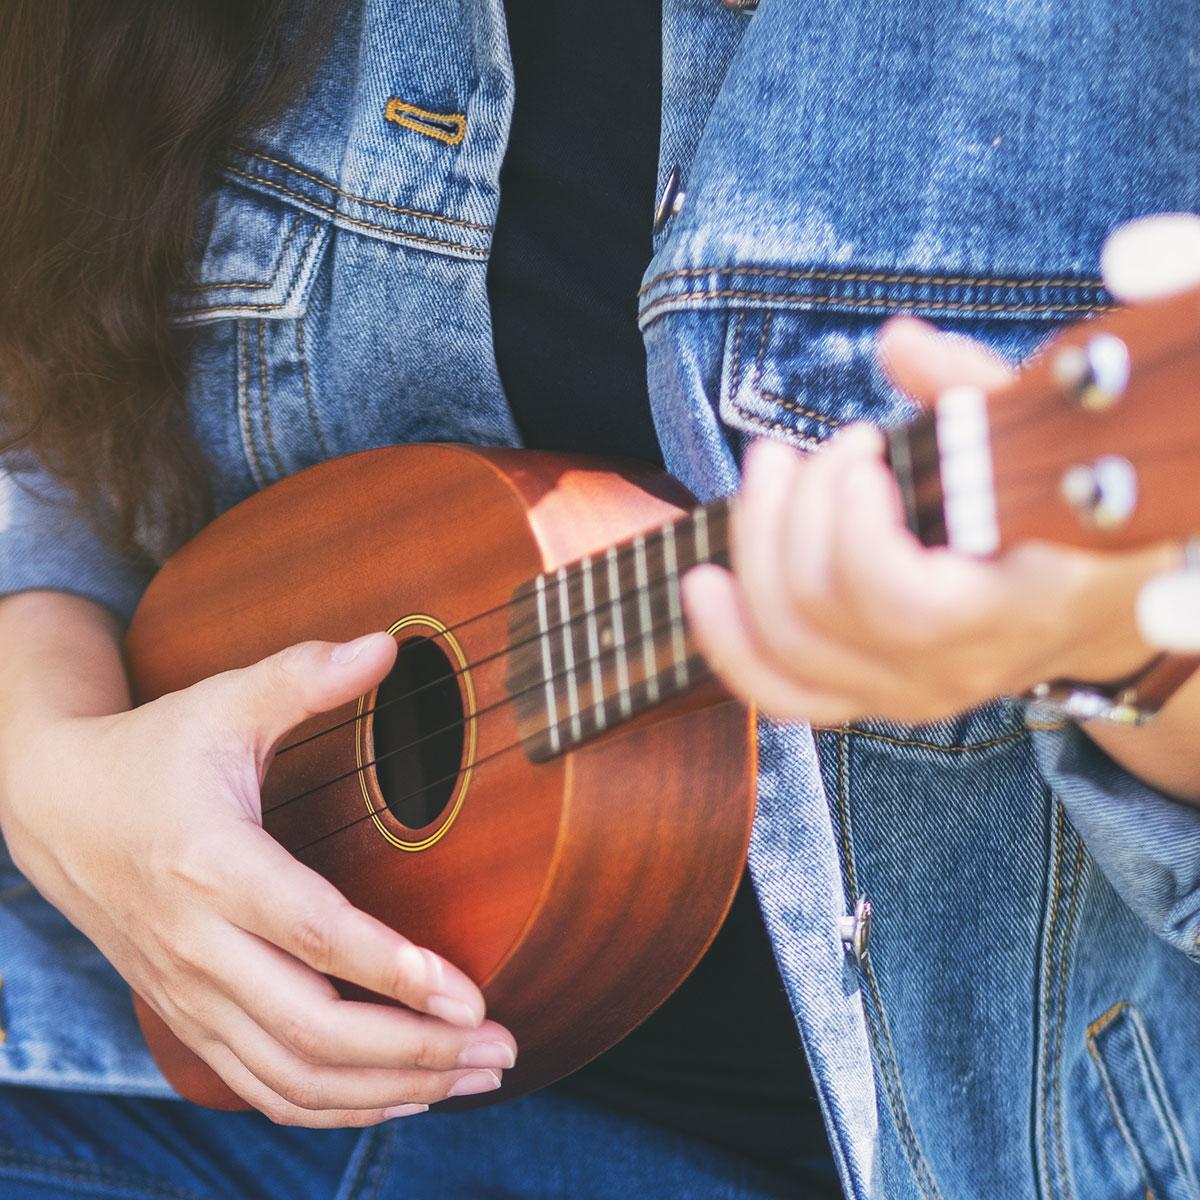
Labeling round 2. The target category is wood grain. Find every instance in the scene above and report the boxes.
[124,444,755,1110]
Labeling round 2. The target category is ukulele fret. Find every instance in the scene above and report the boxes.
[555,566,584,742]
[580,556,607,730]
[633,534,659,705]
[533,573,562,755]
[606,545,633,718]
[661,522,689,689]
[508,499,731,763]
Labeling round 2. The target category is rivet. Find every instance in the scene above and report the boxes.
[652,166,686,235]
[720,0,760,10]
[838,896,872,966]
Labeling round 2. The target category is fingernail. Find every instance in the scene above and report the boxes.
[457,1041,516,1070]
[427,994,482,1029]
[449,1070,502,1098]
[383,1103,429,1120]
[331,633,382,665]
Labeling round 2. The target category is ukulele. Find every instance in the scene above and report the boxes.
[126,281,1200,1110]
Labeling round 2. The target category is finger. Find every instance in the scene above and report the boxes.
[219,927,516,1071]
[199,1041,428,1128]
[732,437,810,656]
[732,435,898,692]
[827,449,993,655]
[223,829,487,1029]
[878,315,1013,405]
[203,634,398,756]
[1102,214,1200,304]
[683,564,860,725]
[208,997,503,1113]
[780,423,888,633]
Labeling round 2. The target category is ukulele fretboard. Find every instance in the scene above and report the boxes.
[506,500,731,762]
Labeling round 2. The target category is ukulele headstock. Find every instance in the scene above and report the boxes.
[891,282,1200,555]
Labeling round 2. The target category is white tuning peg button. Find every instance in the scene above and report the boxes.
[1137,561,1200,651]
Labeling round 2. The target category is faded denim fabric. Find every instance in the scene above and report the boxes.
[3,0,1200,1197]
[0,1085,813,1200]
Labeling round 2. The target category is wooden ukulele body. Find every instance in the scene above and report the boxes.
[125,444,756,1110]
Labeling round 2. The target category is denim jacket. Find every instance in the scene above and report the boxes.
[3,1,1200,1197]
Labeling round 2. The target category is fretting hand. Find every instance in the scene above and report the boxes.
[683,215,1200,731]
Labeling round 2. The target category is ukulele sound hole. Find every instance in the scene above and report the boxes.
[372,636,465,830]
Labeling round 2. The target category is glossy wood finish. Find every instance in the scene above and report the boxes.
[125,444,755,1111]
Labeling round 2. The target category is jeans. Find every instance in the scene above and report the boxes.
[0,1084,842,1200]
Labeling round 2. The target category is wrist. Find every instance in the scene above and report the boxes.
[0,592,131,817]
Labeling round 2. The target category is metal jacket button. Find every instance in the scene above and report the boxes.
[838,896,872,966]
[652,167,686,235]
[720,0,760,10]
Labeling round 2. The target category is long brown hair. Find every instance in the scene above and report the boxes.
[0,0,338,556]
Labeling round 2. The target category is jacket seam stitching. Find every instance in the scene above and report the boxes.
[638,265,1107,299]
[1052,827,1085,1200]
[237,148,492,231]
[836,731,944,1200]
[1085,1004,1159,1200]
[174,220,323,317]
[840,727,1028,754]
[1124,1006,1197,1194]
[224,166,489,256]
[640,288,1112,324]
[753,311,844,426]
[725,311,832,443]
[730,312,747,401]
[1036,805,1065,1200]
[180,214,303,293]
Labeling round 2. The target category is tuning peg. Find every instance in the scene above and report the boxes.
[1060,455,1138,529]
[1052,334,1131,411]
[1136,539,1200,651]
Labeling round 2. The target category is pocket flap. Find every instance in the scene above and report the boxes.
[170,183,331,327]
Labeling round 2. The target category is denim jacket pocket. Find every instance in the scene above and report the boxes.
[170,181,331,327]
[701,270,1113,454]
[1084,1002,1200,1200]
[169,180,335,490]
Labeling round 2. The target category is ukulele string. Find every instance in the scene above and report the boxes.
[275,542,729,759]
[291,648,715,864]
[261,571,714,821]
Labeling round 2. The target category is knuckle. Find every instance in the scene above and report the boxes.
[345,1109,388,1129]
[259,1098,302,1127]
[277,1011,331,1065]
[167,832,230,898]
[159,931,208,979]
[276,1071,324,1113]
[407,1033,449,1072]
[294,899,349,974]
[267,643,322,708]
[381,942,427,1000]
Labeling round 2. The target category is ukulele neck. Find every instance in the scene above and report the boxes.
[886,409,950,550]
[508,499,731,762]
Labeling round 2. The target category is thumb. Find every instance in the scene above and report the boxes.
[207,632,398,754]
[877,315,1013,406]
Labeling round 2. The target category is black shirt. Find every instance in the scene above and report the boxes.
[488,0,836,1183]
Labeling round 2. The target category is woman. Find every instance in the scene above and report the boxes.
[2,1,1200,1197]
